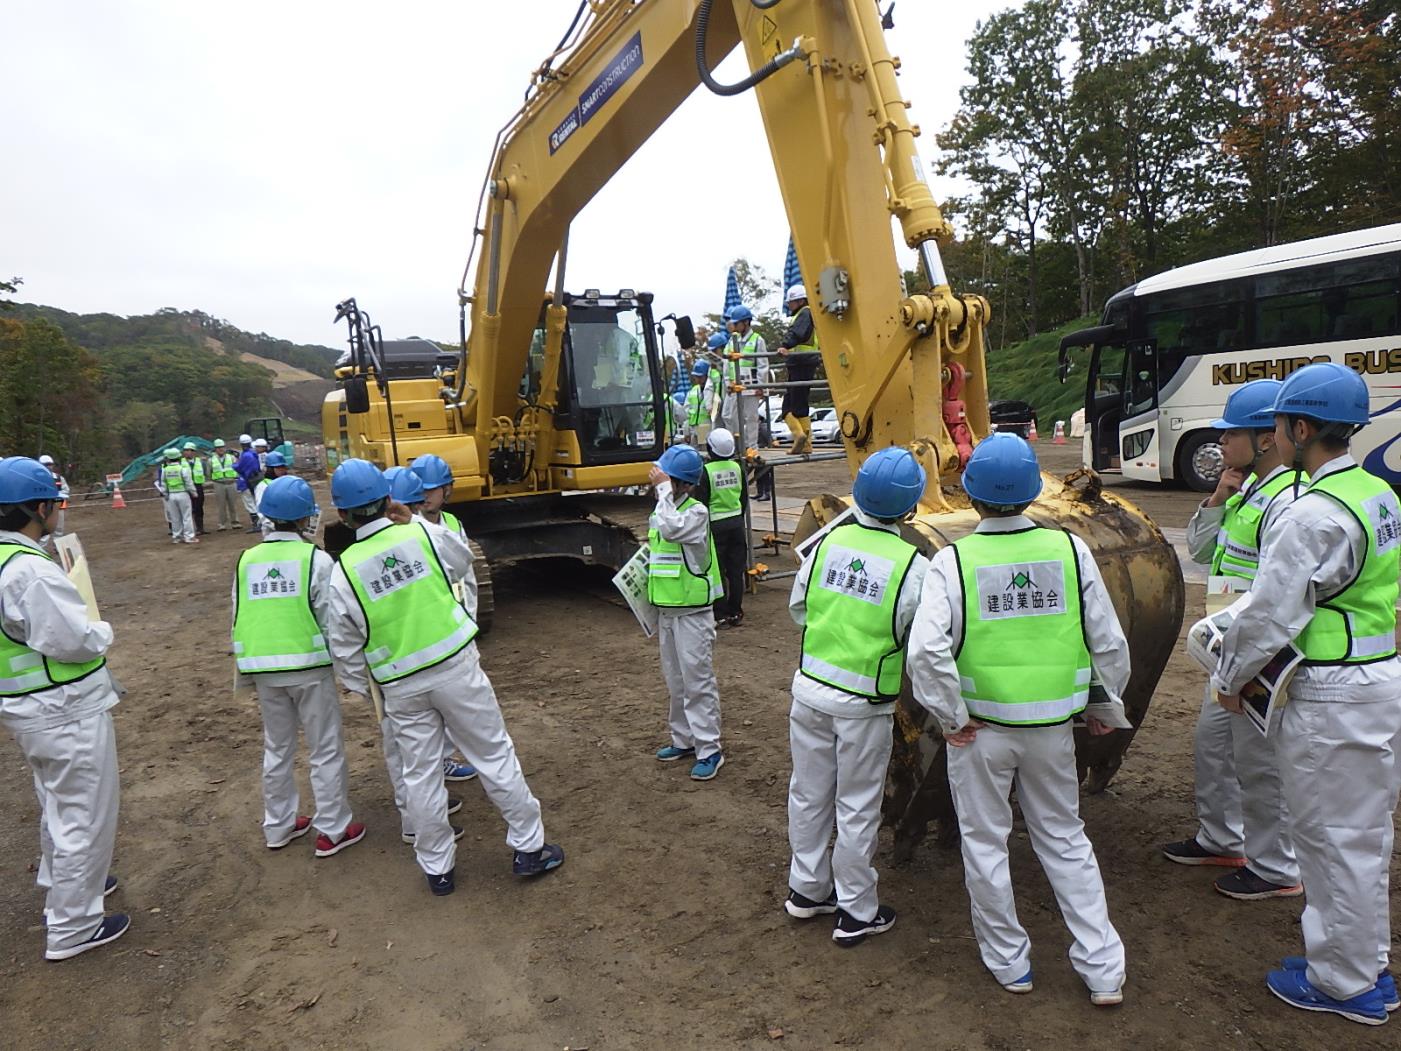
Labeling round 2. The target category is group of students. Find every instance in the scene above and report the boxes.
[155,434,282,543]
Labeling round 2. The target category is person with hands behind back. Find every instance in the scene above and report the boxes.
[906,433,1130,1006]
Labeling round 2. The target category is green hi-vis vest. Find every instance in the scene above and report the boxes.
[210,452,238,481]
[953,527,1091,726]
[646,497,722,608]
[684,382,711,427]
[0,545,106,696]
[799,523,918,700]
[704,459,743,522]
[1211,469,1303,582]
[188,457,206,485]
[343,522,478,683]
[1295,465,1400,665]
[440,510,467,540]
[231,541,332,675]
[727,331,762,384]
[792,306,819,353]
[163,462,188,493]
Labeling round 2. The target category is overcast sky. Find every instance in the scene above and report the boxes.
[3,0,1010,349]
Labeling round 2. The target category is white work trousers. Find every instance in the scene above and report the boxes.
[1275,698,1401,1001]
[380,715,459,836]
[1193,686,1297,884]
[787,700,892,922]
[257,674,352,844]
[167,491,194,541]
[658,608,721,760]
[214,482,240,528]
[948,721,1126,993]
[381,647,545,876]
[18,712,120,955]
[240,487,258,520]
[723,393,762,451]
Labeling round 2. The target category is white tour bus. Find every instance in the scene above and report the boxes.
[1058,224,1401,490]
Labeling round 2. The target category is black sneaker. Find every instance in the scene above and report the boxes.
[427,869,456,896]
[1160,837,1246,868]
[103,875,119,897]
[1214,867,1303,900]
[832,905,896,947]
[513,842,565,877]
[446,795,463,816]
[46,914,131,961]
[784,889,838,919]
[401,824,466,845]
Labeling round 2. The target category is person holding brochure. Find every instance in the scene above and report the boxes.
[906,433,1130,1006]
[1211,362,1401,1026]
[1162,379,1303,901]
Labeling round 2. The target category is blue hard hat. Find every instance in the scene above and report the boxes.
[657,444,704,485]
[389,467,426,505]
[692,358,712,376]
[706,333,728,352]
[410,453,453,490]
[1272,361,1369,425]
[853,447,926,519]
[264,451,287,468]
[963,433,1043,506]
[331,458,391,509]
[1211,379,1283,430]
[0,456,60,505]
[259,476,318,521]
[726,305,753,324]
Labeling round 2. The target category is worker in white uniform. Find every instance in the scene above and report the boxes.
[37,455,68,550]
[784,447,929,946]
[647,444,725,781]
[0,456,128,960]
[1163,379,1302,900]
[157,446,197,544]
[325,460,563,895]
[722,305,766,451]
[906,433,1129,1005]
[231,475,365,857]
[1210,362,1401,1026]
[682,354,721,448]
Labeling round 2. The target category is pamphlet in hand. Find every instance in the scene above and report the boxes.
[53,534,100,622]
[1187,606,1303,736]
[612,544,658,638]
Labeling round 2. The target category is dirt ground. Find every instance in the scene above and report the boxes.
[1,445,1396,1050]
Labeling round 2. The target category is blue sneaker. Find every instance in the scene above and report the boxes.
[513,842,565,877]
[46,914,131,961]
[1266,968,1388,1025]
[443,757,478,782]
[690,752,725,781]
[103,875,119,897]
[1002,969,1033,994]
[1283,958,1399,1013]
[655,744,696,762]
[427,869,456,896]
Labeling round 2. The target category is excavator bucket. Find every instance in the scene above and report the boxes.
[794,468,1185,861]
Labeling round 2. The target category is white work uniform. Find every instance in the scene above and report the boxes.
[683,379,720,448]
[907,515,1129,994]
[0,530,121,957]
[328,517,545,877]
[47,473,70,549]
[232,533,353,845]
[156,462,196,542]
[723,331,767,450]
[1182,466,1299,884]
[1212,454,1401,1001]
[651,480,722,760]
[787,509,928,922]
[253,479,273,536]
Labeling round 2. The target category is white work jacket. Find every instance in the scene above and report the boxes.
[650,480,712,581]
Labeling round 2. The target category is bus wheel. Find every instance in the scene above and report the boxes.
[1178,431,1223,492]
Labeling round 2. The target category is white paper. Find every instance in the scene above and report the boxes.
[794,506,855,564]
[612,544,658,638]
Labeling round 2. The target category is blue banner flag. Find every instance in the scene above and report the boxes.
[723,266,742,320]
[783,236,803,294]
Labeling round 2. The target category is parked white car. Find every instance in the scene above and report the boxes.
[809,407,839,444]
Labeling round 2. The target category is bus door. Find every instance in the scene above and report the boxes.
[1084,343,1127,472]
[1119,339,1163,482]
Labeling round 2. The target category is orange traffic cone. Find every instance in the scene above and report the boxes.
[1053,420,1067,444]
[111,484,126,509]
[1028,418,1039,442]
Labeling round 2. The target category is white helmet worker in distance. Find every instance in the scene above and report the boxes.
[239,433,254,446]
[785,284,807,306]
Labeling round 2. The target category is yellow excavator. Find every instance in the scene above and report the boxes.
[322,0,1185,852]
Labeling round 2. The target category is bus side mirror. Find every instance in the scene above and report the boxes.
[345,376,370,414]
[674,315,696,351]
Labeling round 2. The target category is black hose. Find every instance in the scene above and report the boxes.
[697,0,800,97]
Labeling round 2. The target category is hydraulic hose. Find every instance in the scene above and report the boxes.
[697,0,801,97]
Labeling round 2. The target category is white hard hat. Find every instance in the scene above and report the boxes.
[38,454,54,465]
[239,433,254,444]
[252,438,268,449]
[785,283,807,303]
[707,428,736,458]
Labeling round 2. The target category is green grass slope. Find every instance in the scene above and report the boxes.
[984,315,1095,427]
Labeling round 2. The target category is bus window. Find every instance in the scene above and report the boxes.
[1141,281,1245,357]
[1093,345,1126,398]
[1126,341,1158,417]
[1255,255,1401,346]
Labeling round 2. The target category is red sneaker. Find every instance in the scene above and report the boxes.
[267,816,313,850]
[315,822,366,858]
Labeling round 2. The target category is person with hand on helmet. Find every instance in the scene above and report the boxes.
[182,442,208,536]
[1210,362,1401,1025]
[778,285,820,456]
[1162,379,1303,900]
[253,452,293,536]
[695,428,749,628]
[647,444,725,781]
[157,446,197,544]
[208,439,241,531]
[0,457,128,960]
[232,475,364,858]
[325,460,562,896]
[723,305,766,450]
[783,447,929,947]
[235,434,262,533]
[37,455,69,550]
[907,433,1129,1006]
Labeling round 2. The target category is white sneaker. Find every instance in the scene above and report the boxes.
[1090,986,1124,1006]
